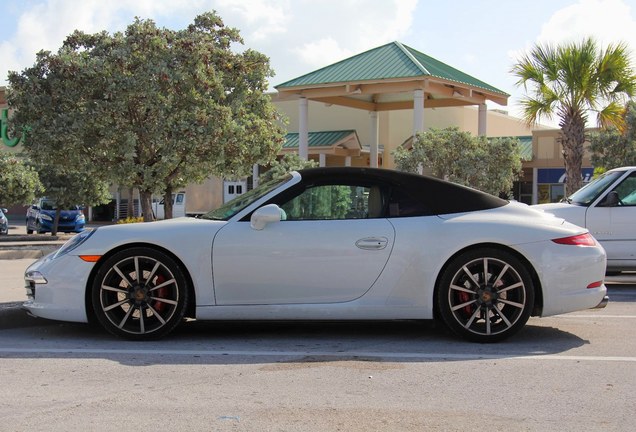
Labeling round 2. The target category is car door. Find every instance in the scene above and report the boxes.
[585,171,636,263]
[212,183,395,305]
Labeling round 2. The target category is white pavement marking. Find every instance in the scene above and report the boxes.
[1,347,635,362]
[551,315,636,319]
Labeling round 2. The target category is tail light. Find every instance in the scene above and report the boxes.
[551,233,597,247]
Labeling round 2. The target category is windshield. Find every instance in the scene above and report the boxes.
[40,200,81,211]
[568,170,624,205]
[201,174,293,221]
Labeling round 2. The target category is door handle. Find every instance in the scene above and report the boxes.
[356,237,389,250]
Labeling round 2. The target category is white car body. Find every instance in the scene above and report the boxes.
[24,168,608,342]
[534,166,636,272]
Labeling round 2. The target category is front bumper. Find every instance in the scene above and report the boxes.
[39,219,85,233]
[23,253,94,323]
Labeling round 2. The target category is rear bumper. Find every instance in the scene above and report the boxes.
[593,295,609,309]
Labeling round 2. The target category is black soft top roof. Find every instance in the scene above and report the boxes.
[297,167,507,216]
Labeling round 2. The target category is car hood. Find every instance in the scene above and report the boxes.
[72,216,227,257]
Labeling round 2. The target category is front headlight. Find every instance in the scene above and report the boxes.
[76,213,85,221]
[53,229,96,259]
[40,214,53,222]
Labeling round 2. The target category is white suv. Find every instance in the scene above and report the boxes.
[534,166,636,273]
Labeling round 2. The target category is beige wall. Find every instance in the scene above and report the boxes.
[523,128,594,170]
[275,99,538,169]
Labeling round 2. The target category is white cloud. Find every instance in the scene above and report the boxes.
[537,0,636,49]
[282,0,417,74]
[0,0,213,84]
[294,37,354,70]
[214,0,291,40]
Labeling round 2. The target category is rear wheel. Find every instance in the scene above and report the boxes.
[91,247,189,340]
[437,248,534,343]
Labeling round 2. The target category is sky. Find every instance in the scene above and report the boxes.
[1,0,635,125]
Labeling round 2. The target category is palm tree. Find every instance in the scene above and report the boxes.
[512,37,636,194]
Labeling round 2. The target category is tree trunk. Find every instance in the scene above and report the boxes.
[560,110,587,196]
[163,185,174,220]
[51,207,61,236]
[139,190,154,222]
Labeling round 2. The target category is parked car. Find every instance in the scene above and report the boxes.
[534,166,636,272]
[26,198,85,234]
[24,167,607,342]
[0,207,8,235]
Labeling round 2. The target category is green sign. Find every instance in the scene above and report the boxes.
[1,108,24,147]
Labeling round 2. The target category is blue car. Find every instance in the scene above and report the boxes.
[0,207,8,235]
[26,198,85,234]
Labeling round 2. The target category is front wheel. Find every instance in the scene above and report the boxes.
[91,247,189,340]
[436,248,534,343]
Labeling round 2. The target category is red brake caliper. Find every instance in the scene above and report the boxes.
[153,275,167,312]
[458,291,472,315]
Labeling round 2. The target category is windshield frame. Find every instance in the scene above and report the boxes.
[200,174,294,221]
[568,170,625,206]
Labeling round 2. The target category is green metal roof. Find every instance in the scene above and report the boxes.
[516,136,533,161]
[487,136,532,161]
[276,41,508,96]
[283,130,359,149]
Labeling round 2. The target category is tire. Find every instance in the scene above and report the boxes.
[91,247,189,340]
[436,248,534,343]
[36,221,44,234]
[26,219,33,235]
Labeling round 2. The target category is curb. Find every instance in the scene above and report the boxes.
[0,244,62,260]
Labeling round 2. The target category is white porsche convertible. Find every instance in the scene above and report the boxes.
[24,168,608,342]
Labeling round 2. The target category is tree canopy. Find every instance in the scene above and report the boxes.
[589,101,636,170]
[512,37,636,194]
[0,153,43,207]
[259,153,318,183]
[393,127,522,196]
[8,12,286,221]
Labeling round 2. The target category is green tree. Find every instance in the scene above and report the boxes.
[512,37,636,194]
[8,12,285,222]
[589,101,636,170]
[393,127,522,196]
[259,153,318,182]
[0,153,43,206]
[34,165,111,235]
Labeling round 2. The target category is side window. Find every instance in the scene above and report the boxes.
[615,173,636,206]
[175,193,185,205]
[280,184,383,220]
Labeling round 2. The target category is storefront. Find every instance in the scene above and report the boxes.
[535,167,594,203]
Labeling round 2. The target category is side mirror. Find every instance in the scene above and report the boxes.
[600,191,620,207]
[1,208,7,213]
[250,204,283,230]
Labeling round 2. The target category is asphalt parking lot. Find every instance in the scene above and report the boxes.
[1,221,635,431]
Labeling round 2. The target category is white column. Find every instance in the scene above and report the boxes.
[478,103,487,136]
[413,89,424,136]
[345,156,351,167]
[252,164,259,188]
[370,111,379,168]
[319,153,326,167]
[532,167,539,205]
[299,97,309,160]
